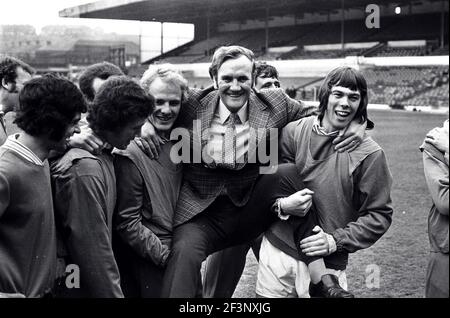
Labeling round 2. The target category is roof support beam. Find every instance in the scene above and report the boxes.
[441,1,445,48]
[341,0,345,51]
[160,22,164,55]
[206,12,211,57]
[265,0,269,53]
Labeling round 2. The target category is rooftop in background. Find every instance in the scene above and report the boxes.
[59,0,446,24]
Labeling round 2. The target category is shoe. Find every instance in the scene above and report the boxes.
[309,274,355,298]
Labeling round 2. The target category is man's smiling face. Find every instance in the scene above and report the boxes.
[214,55,253,113]
[148,77,182,133]
[322,85,361,132]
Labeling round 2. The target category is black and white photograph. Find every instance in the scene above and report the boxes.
[0,0,448,306]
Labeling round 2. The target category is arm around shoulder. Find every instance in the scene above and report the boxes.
[285,93,317,122]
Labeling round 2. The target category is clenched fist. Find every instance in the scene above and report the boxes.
[279,188,314,217]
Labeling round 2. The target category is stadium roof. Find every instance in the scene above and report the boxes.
[60,0,436,24]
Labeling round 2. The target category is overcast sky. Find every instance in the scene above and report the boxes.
[0,0,194,60]
[0,0,192,36]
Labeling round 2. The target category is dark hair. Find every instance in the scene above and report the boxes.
[255,62,279,80]
[87,76,154,133]
[15,74,86,142]
[78,62,124,102]
[208,46,255,81]
[0,55,34,85]
[317,66,368,123]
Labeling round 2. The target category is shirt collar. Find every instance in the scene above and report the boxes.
[312,117,340,137]
[218,100,248,125]
[1,134,44,166]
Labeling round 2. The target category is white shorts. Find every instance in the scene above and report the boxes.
[256,236,347,298]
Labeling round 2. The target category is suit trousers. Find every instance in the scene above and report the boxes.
[201,209,319,298]
[161,164,307,297]
[202,235,263,298]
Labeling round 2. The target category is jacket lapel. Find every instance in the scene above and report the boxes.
[248,93,270,127]
[194,90,271,165]
[247,92,270,162]
[197,90,220,149]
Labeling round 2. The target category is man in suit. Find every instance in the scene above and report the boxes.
[202,61,282,298]
[139,46,368,297]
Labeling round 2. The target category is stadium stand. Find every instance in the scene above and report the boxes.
[286,66,449,107]
[54,0,449,108]
[284,47,367,60]
[152,12,447,63]
[403,84,449,107]
[370,45,431,57]
[403,69,449,107]
[363,66,449,106]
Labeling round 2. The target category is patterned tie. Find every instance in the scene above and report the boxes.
[219,112,240,169]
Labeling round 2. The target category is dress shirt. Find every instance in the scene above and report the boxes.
[206,100,250,167]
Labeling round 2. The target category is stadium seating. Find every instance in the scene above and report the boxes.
[362,66,449,106]
[369,46,431,57]
[151,12,447,63]
[402,70,449,107]
[147,12,448,108]
[284,47,367,60]
[403,84,449,107]
[283,66,449,107]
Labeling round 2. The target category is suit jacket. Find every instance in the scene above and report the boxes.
[173,86,316,226]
